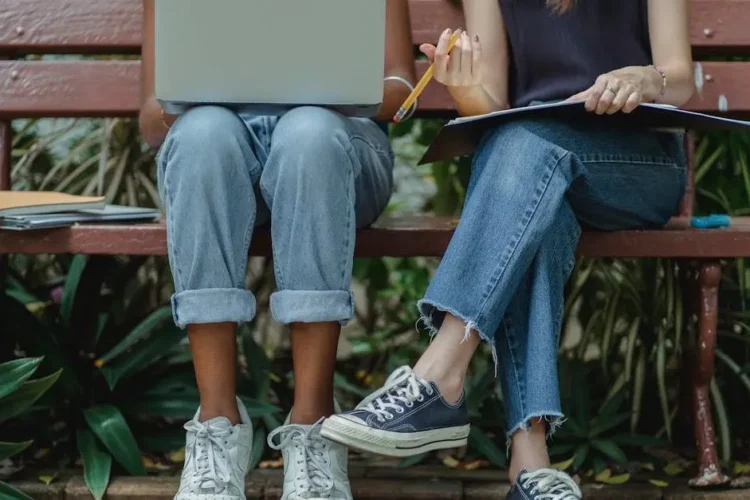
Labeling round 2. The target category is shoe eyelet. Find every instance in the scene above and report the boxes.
[417,395,424,402]
[386,413,394,420]
[396,407,405,414]
[378,417,385,423]
[406,401,414,408]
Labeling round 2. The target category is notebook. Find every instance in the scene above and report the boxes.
[419,101,750,165]
[0,206,161,231]
[0,191,105,216]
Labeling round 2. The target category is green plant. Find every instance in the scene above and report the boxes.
[551,359,663,476]
[0,357,61,500]
[2,255,279,498]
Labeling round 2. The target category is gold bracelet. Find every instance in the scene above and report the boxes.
[649,64,667,101]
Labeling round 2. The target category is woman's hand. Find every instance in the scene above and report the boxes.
[420,29,483,94]
[419,28,507,117]
[567,66,663,115]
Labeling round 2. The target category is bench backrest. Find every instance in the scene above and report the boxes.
[2,0,750,216]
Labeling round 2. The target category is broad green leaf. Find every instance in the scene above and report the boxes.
[99,329,184,390]
[571,444,590,472]
[0,357,43,400]
[238,397,282,418]
[96,306,175,366]
[588,413,630,438]
[0,441,33,461]
[83,405,146,476]
[248,428,266,471]
[468,427,506,468]
[0,481,34,500]
[610,433,664,448]
[0,370,61,424]
[126,395,200,420]
[0,295,82,399]
[551,456,575,471]
[398,453,428,468]
[138,430,186,454]
[649,480,669,488]
[77,430,112,500]
[663,462,685,476]
[60,255,88,328]
[548,443,577,457]
[591,439,628,465]
[333,372,369,398]
[598,473,631,485]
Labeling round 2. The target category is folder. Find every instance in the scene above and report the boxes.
[0,191,105,216]
[419,101,750,165]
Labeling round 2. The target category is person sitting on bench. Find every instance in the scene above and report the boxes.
[322,1,695,499]
[138,1,416,498]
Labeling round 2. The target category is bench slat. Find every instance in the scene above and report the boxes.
[1,60,749,118]
[1,0,750,54]
[2,217,750,258]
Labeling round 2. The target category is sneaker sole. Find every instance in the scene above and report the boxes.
[320,416,470,457]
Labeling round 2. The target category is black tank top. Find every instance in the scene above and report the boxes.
[499,0,653,108]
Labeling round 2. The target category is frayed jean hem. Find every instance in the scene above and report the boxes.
[416,299,499,375]
[505,412,566,453]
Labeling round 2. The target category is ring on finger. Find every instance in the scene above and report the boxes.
[605,86,618,96]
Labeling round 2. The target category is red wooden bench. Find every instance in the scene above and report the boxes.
[2,0,750,487]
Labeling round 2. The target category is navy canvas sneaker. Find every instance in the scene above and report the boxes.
[507,469,582,500]
[320,366,470,457]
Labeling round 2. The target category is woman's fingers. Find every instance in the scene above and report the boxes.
[606,84,633,115]
[585,76,609,112]
[419,44,437,63]
[622,91,642,113]
[459,32,472,83]
[433,28,452,81]
[595,79,621,115]
[471,34,482,83]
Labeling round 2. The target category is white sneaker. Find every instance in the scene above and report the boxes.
[174,397,254,500]
[268,415,352,500]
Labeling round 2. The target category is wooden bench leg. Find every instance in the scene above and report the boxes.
[688,260,730,488]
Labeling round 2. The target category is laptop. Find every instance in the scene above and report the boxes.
[154,0,387,117]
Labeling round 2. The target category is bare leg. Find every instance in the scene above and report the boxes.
[189,323,240,424]
[289,322,339,424]
[508,420,551,483]
[413,314,480,404]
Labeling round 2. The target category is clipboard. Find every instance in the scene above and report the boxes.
[419,101,750,165]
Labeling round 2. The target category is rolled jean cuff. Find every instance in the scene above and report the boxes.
[171,288,256,328]
[271,289,354,325]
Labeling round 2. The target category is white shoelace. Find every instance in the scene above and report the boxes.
[268,419,334,498]
[183,419,234,492]
[519,469,582,500]
[356,366,433,423]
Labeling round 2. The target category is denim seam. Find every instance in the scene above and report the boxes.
[348,133,392,161]
[502,314,526,423]
[578,156,680,168]
[474,150,570,331]
[259,182,286,289]
[162,149,187,296]
[336,130,360,292]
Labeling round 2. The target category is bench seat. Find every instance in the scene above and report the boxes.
[3,216,750,259]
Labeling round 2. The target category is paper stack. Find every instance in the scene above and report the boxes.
[0,191,161,231]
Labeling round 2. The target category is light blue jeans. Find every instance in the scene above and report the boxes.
[418,117,687,440]
[157,106,393,328]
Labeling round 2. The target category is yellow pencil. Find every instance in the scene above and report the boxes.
[393,29,462,123]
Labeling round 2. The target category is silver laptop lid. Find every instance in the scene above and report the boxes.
[155,0,387,116]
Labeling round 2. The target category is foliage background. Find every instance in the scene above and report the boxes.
[3,83,750,497]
